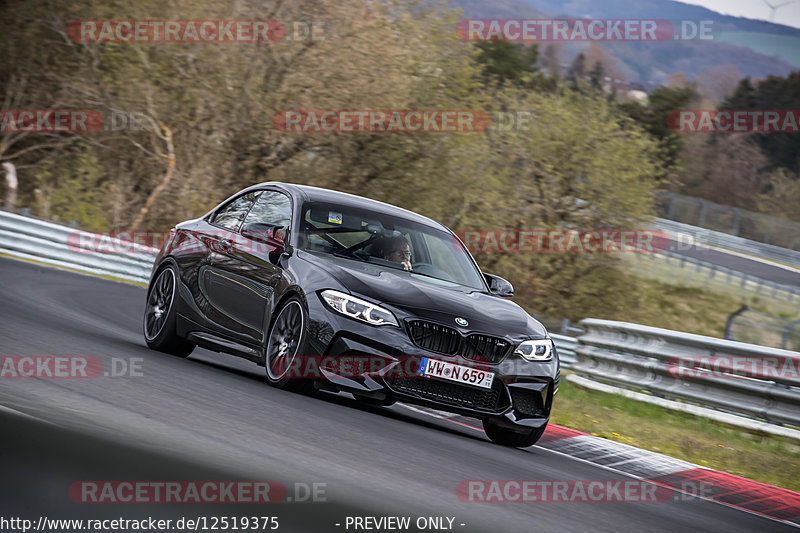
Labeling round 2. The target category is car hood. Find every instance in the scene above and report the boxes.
[299,251,547,339]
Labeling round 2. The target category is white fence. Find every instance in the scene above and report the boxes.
[0,211,156,283]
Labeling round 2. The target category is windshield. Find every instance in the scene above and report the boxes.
[298,202,486,290]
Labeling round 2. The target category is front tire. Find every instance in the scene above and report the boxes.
[483,419,547,447]
[143,265,195,357]
[265,297,314,393]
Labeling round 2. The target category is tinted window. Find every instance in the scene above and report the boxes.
[212,191,261,230]
[243,191,292,236]
[299,202,486,290]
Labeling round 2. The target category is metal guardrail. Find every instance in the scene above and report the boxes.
[656,249,800,296]
[533,316,584,337]
[569,319,800,427]
[656,191,800,252]
[0,211,156,283]
[551,333,578,367]
[652,217,800,268]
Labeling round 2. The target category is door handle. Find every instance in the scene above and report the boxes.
[218,239,233,253]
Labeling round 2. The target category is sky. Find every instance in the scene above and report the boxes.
[679,0,800,28]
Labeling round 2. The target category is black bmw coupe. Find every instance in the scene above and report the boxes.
[143,182,559,447]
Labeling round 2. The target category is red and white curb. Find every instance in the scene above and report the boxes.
[399,405,800,525]
[537,425,800,523]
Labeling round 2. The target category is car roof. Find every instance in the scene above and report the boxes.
[249,182,450,232]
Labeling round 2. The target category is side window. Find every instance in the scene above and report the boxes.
[242,191,292,238]
[211,191,261,231]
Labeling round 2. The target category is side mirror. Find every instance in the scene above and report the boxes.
[484,273,514,297]
[241,222,289,255]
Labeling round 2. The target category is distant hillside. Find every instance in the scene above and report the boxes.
[445,0,546,18]
[717,32,800,68]
[521,0,800,37]
[447,0,799,87]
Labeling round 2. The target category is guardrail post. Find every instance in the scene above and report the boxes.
[764,217,774,245]
[667,194,677,220]
[724,305,749,340]
[782,319,800,350]
[698,199,708,228]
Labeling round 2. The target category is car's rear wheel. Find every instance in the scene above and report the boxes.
[265,297,314,393]
[143,265,195,357]
[483,419,547,448]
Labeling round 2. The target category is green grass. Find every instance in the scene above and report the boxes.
[592,274,788,338]
[551,379,800,492]
[620,253,800,324]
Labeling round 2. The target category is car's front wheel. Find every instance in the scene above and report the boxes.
[143,265,195,357]
[265,297,314,393]
[483,419,547,448]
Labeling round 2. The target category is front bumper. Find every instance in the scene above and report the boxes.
[306,296,558,425]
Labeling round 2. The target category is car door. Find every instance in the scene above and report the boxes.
[204,190,292,345]
[199,190,262,340]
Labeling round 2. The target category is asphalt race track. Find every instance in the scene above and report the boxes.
[667,240,800,288]
[0,256,796,532]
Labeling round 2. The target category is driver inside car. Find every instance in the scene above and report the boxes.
[375,235,412,271]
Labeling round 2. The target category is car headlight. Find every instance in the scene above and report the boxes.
[514,339,553,361]
[319,289,399,327]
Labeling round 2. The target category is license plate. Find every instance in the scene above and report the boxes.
[418,357,495,389]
